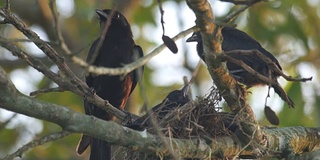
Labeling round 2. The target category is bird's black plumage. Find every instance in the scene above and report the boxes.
[77,9,143,160]
[126,85,191,131]
[187,27,294,107]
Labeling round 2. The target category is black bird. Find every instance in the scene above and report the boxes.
[126,85,191,131]
[187,27,294,107]
[76,9,144,160]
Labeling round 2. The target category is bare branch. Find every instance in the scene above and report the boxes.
[205,1,260,27]
[223,50,313,83]
[0,38,56,45]
[186,0,263,151]
[2,131,71,160]
[84,26,196,76]
[29,87,66,96]
[223,2,259,23]
[0,67,319,159]
[0,9,130,121]
[1,5,195,78]
[88,7,117,65]
[48,0,72,55]
[0,36,126,121]
[0,36,62,85]
[5,0,10,10]
[0,1,316,159]
[0,8,85,92]
[186,0,239,110]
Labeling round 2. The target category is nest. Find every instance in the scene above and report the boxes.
[121,86,239,159]
[148,87,234,138]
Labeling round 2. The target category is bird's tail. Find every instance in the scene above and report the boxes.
[76,135,90,155]
[272,82,295,108]
[89,138,112,160]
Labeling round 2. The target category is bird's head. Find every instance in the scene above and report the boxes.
[166,84,191,104]
[186,32,204,60]
[95,9,132,37]
[186,32,201,43]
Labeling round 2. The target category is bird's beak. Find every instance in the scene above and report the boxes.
[181,84,190,97]
[95,9,108,19]
[186,33,197,42]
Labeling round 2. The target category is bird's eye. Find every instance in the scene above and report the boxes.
[115,13,120,19]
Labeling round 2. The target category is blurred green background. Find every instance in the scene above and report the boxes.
[0,0,319,159]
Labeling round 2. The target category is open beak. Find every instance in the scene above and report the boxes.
[186,33,198,42]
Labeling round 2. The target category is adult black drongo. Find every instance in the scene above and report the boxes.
[76,9,143,160]
[187,27,294,107]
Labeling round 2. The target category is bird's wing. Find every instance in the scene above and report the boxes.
[130,45,144,95]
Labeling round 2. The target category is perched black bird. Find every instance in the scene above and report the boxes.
[126,85,191,131]
[187,27,294,107]
[76,9,144,160]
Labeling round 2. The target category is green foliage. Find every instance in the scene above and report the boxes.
[278,82,314,127]
[0,128,19,153]
[0,0,319,159]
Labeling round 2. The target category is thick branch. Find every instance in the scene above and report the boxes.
[0,8,197,122]
[0,66,212,158]
[0,8,87,94]
[0,36,127,121]
[186,0,241,112]
[0,67,319,159]
[186,0,262,148]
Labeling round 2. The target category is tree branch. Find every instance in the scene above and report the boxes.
[0,7,196,122]
[186,0,262,150]
[0,36,127,121]
[223,50,313,83]
[2,131,71,160]
[1,0,318,159]
[0,67,319,159]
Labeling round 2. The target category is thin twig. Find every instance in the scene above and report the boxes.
[2,38,56,45]
[5,0,10,10]
[0,36,126,121]
[223,50,313,82]
[232,127,258,159]
[88,6,116,65]
[30,87,66,96]
[48,0,72,55]
[1,7,196,77]
[2,13,194,78]
[204,1,259,28]
[253,50,312,82]
[0,9,129,120]
[2,131,71,160]
[221,53,274,85]
[85,26,197,76]
[0,36,61,85]
[0,9,84,89]
[223,3,256,24]
[157,0,166,35]
[147,99,180,160]
[42,26,196,77]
